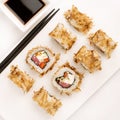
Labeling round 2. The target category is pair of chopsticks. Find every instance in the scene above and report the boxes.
[0,8,60,73]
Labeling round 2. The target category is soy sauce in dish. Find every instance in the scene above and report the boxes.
[5,0,45,24]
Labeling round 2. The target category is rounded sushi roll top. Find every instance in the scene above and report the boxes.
[52,62,83,95]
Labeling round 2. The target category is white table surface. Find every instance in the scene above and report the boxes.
[0,0,120,120]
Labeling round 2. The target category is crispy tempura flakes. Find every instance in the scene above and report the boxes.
[64,5,93,33]
[26,46,60,76]
[74,46,101,73]
[33,87,62,115]
[49,23,77,50]
[52,62,83,95]
[89,30,117,58]
[8,65,34,92]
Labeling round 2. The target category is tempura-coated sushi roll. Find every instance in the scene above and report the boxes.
[64,5,93,33]
[49,23,77,50]
[74,46,101,73]
[88,30,117,58]
[26,46,60,76]
[33,87,62,116]
[52,62,83,95]
[8,65,34,92]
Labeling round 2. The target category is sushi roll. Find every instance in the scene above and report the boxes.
[88,29,117,58]
[33,87,62,116]
[52,62,83,95]
[8,65,34,92]
[26,46,60,76]
[64,5,93,33]
[49,23,77,50]
[74,46,101,73]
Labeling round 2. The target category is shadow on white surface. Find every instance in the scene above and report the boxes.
[0,10,24,63]
[0,115,4,120]
[68,69,120,120]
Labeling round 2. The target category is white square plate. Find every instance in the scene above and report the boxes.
[0,0,120,120]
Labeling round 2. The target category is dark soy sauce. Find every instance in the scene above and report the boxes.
[5,0,45,24]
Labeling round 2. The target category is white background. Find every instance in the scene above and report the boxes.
[0,0,120,120]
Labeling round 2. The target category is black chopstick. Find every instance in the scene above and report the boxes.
[0,8,60,73]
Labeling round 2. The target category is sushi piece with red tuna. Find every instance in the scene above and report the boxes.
[26,46,60,76]
[52,62,83,95]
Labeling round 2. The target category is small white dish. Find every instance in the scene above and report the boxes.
[0,0,54,32]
